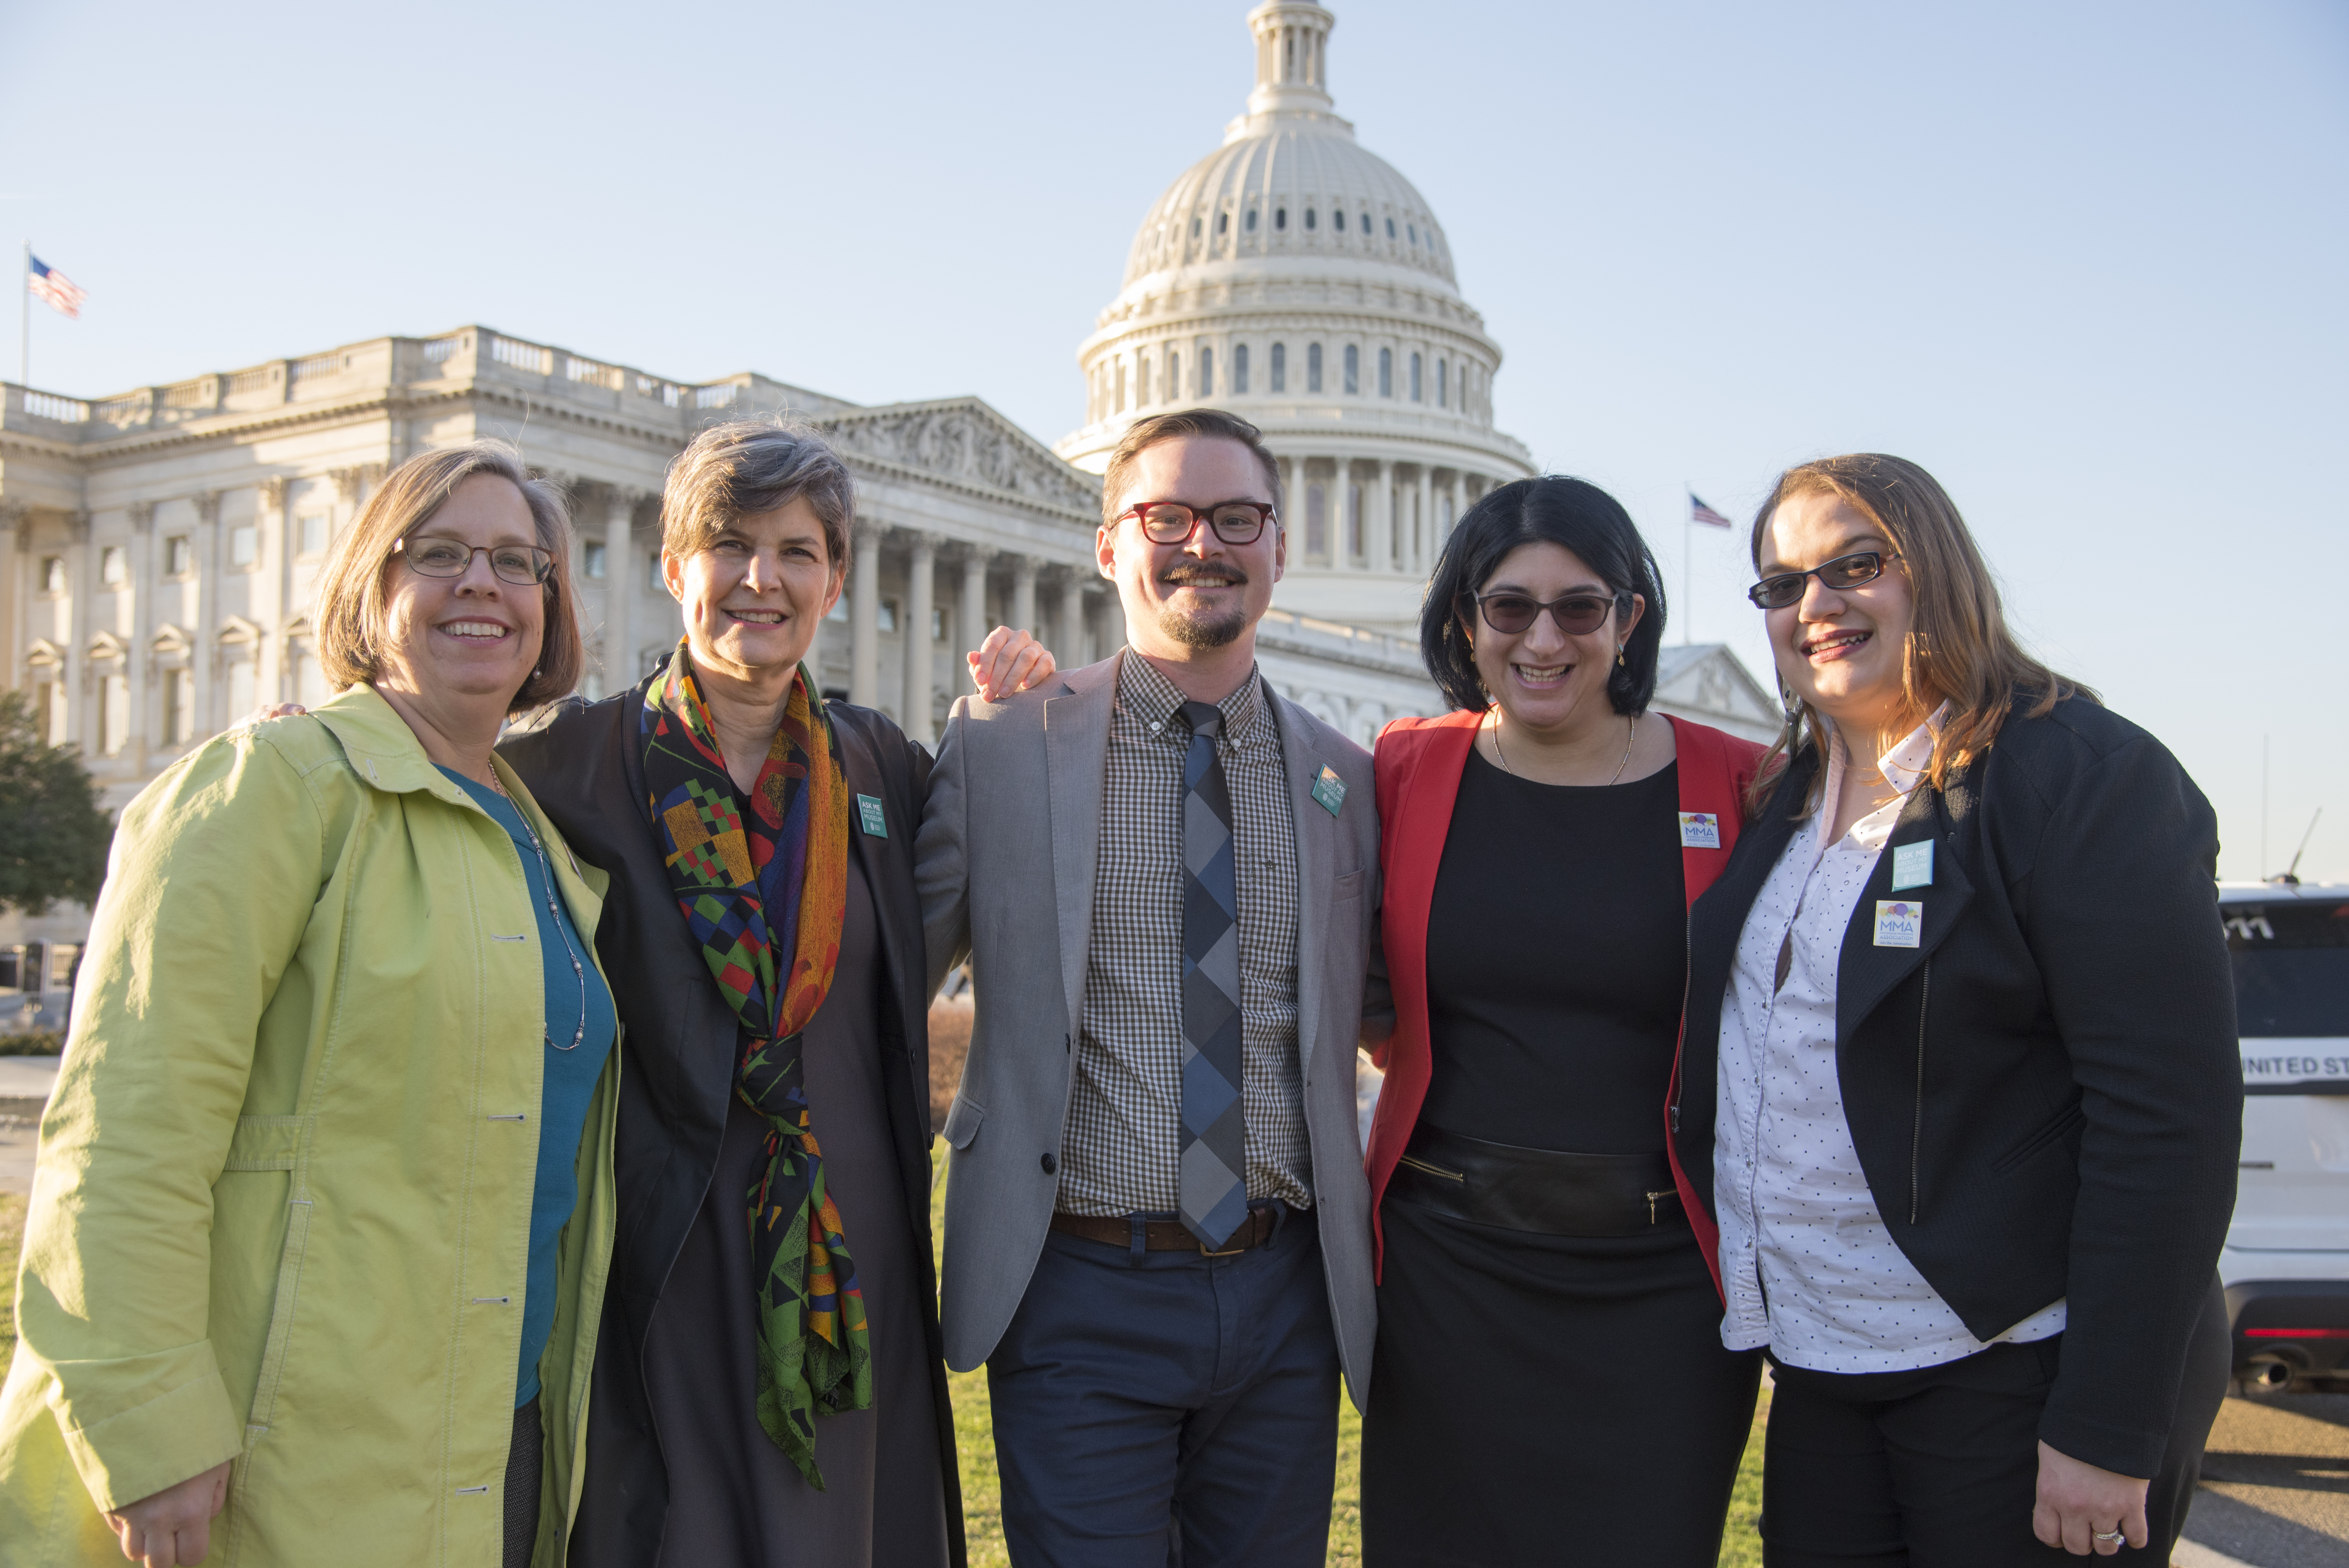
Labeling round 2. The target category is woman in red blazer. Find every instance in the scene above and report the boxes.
[1358,476,1766,1566]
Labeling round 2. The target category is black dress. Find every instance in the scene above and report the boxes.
[1361,751,1762,1567]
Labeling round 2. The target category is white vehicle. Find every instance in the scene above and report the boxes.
[2217,880,2349,1391]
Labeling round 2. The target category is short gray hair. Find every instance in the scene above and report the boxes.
[660,419,855,575]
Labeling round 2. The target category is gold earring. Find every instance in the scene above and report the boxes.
[1616,646,1627,667]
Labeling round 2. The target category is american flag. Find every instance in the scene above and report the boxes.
[1689,492,1733,529]
[27,255,87,319]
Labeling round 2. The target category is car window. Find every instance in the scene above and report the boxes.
[2227,901,2349,1038]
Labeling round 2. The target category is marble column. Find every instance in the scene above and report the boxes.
[1415,465,1434,573]
[1010,555,1037,635]
[189,492,221,739]
[127,501,156,772]
[256,478,288,708]
[70,511,93,753]
[957,548,990,696]
[0,500,24,693]
[1374,460,1395,568]
[849,526,880,709]
[1097,581,1127,660]
[901,531,938,746]
[605,487,638,684]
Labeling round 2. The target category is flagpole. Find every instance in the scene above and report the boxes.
[19,240,28,390]
[1682,486,1692,645]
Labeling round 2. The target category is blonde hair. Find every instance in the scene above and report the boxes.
[1747,453,2094,815]
[660,419,854,575]
[314,442,583,712]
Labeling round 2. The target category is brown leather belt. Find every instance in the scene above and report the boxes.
[1388,1123,1684,1239]
[1050,1203,1285,1256]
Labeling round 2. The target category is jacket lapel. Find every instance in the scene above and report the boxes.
[1835,784,1975,1042]
[1269,692,1336,1077]
[1044,654,1119,1034]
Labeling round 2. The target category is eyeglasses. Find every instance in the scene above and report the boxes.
[396,535,556,586]
[1118,501,1277,545]
[1458,589,1631,637]
[1746,550,1901,610]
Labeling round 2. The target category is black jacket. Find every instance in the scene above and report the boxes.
[500,681,964,1568]
[1675,696,2239,1479]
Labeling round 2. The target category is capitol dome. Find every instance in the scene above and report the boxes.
[1056,1,1534,632]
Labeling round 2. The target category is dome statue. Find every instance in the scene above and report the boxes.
[1055,0,1535,633]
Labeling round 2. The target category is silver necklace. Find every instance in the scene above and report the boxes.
[486,766,587,1052]
[1490,709,1638,786]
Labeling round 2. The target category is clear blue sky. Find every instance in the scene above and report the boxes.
[6,1,2344,880]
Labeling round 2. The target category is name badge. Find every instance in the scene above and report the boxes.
[1678,812,1721,850]
[1891,841,1933,891]
[855,793,888,838]
[1311,765,1347,817]
[1875,900,1923,948]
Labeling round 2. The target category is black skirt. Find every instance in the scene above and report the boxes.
[1360,1194,1761,1567]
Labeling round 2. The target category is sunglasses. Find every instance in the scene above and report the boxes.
[1459,588,1631,637]
[1118,501,1277,546]
[1746,550,1900,610]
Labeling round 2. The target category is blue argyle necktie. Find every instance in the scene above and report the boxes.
[1176,700,1248,1248]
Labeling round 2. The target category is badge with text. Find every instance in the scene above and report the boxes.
[1874,900,1923,949]
[1310,765,1347,817]
[1891,840,1934,891]
[1678,811,1721,850]
[855,793,888,838]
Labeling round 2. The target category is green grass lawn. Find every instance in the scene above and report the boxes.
[0,1174,1766,1565]
[929,1153,1770,1566]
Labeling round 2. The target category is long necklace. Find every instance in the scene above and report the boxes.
[487,764,588,1051]
[1490,708,1638,786]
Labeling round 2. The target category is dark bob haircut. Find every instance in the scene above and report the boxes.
[1420,475,1668,716]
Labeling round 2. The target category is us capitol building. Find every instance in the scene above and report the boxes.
[0,2,1773,1022]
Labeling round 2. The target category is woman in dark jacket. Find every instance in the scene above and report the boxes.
[499,419,1048,1567]
[1358,477,1767,1566]
[1679,453,2237,1563]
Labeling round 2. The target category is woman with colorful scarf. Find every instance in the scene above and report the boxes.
[498,419,1051,1567]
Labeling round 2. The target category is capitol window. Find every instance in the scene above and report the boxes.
[1408,224,1419,245]
[1269,343,1284,392]
[1379,347,1393,398]
[298,513,330,557]
[40,556,66,595]
[1360,211,1370,235]
[582,540,608,580]
[1305,483,1327,558]
[1411,352,1422,402]
[101,546,127,587]
[1169,352,1181,400]
[1438,358,1448,407]
[1307,343,1322,393]
[1274,207,1286,230]
[1247,208,1259,232]
[1333,209,1345,232]
[165,535,192,576]
[1199,347,1212,397]
[1217,211,1228,235]
[1304,207,1316,231]
[230,525,258,568]
[1344,344,1359,395]
[1386,217,1396,239]
[1191,217,1201,239]
[1233,344,1249,394]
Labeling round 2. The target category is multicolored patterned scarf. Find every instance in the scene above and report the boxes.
[640,641,868,1489]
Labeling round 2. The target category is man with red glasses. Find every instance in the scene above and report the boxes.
[916,409,1379,1566]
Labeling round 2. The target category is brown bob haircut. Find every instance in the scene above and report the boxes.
[1100,408,1284,527]
[660,419,855,577]
[314,441,584,713]
[1748,452,2095,814]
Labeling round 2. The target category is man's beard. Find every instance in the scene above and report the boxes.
[1154,569,1249,649]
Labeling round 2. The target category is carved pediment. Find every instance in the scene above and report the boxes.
[818,400,1101,518]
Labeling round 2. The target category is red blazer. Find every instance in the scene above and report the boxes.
[1364,709,1764,1293]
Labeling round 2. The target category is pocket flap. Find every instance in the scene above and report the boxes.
[941,1094,985,1151]
[223,1115,309,1172]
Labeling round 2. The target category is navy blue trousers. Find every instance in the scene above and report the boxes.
[986,1206,1341,1568]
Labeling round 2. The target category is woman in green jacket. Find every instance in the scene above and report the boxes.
[0,442,620,1568]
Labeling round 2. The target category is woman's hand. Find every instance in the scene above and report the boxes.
[2032,1440,2149,1555]
[103,1460,232,1567]
[967,627,1055,702]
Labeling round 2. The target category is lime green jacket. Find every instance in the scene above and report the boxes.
[0,685,619,1567]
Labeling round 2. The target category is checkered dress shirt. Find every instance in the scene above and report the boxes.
[1059,651,1313,1217]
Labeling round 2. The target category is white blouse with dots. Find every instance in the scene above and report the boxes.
[1713,711,2067,1373]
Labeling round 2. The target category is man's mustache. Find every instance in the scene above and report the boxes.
[1158,567,1249,588]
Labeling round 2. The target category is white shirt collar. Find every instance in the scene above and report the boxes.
[1830,702,1949,800]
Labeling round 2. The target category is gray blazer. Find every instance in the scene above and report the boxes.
[916,651,1381,1407]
